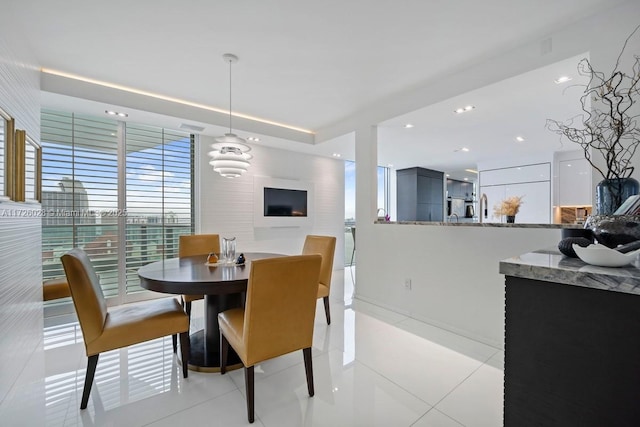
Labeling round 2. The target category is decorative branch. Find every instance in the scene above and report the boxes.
[546,24,640,185]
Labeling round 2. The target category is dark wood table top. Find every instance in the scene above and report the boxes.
[138,252,284,296]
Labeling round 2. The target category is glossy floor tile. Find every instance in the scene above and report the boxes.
[1,266,504,426]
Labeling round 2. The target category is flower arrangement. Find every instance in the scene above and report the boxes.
[493,196,524,217]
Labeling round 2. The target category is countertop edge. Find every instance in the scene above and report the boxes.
[499,249,640,297]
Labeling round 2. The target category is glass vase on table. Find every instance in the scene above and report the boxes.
[222,237,236,265]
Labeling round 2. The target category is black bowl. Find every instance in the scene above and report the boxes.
[558,237,592,258]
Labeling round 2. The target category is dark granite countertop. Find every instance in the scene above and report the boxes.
[499,248,640,296]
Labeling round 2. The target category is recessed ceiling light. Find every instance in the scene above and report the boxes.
[105,110,128,117]
[404,123,414,128]
[332,153,341,158]
[461,147,470,152]
[454,105,475,114]
[464,177,469,181]
[554,76,572,84]
[515,136,525,142]
[247,136,260,142]
[446,174,450,177]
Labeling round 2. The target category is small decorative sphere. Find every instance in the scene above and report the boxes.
[558,237,592,257]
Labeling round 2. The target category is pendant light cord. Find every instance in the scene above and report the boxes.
[228,58,232,134]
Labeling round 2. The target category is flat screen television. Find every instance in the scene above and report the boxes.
[264,187,307,217]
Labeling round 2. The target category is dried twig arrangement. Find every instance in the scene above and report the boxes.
[494,196,524,217]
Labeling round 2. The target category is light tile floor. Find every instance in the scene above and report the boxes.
[2,267,504,426]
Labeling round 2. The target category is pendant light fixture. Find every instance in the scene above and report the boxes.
[208,53,252,178]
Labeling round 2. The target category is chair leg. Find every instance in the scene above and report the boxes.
[323,296,331,325]
[179,331,189,378]
[81,354,99,409]
[303,347,314,397]
[172,334,177,353]
[220,331,229,375]
[185,301,192,318]
[350,247,355,266]
[245,365,255,423]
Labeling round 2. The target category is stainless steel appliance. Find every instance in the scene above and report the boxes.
[465,204,475,218]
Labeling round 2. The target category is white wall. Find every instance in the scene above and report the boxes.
[353,1,640,349]
[198,135,345,266]
[357,224,560,348]
[0,36,43,412]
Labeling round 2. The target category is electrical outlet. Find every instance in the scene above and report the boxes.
[404,278,412,290]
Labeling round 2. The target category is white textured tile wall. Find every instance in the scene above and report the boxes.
[0,38,41,139]
[199,137,345,266]
[0,35,43,407]
[0,202,43,404]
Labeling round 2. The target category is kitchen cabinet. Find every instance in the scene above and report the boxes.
[479,182,550,223]
[501,254,640,425]
[558,158,591,206]
[397,167,444,221]
[481,163,550,186]
[447,179,473,199]
[479,162,551,223]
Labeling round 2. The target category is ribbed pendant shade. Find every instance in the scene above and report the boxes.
[208,54,252,178]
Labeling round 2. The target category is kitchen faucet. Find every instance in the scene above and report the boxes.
[448,213,459,222]
[479,193,488,223]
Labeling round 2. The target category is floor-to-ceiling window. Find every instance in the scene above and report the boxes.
[344,160,390,266]
[41,110,194,305]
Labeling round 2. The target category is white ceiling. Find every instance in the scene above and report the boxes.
[1,0,626,175]
[379,53,591,181]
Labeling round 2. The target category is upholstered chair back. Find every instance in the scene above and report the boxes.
[302,235,336,287]
[242,254,321,366]
[179,234,220,257]
[61,248,108,348]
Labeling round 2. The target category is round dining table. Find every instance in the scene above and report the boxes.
[138,252,284,372]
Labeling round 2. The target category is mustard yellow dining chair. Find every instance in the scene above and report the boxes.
[43,277,70,301]
[61,248,190,410]
[179,234,221,317]
[302,235,337,324]
[218,254,322,423]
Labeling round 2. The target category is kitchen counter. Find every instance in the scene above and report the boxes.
[499,247,640,296]
[501,247,640,425]
[376,220,581,229]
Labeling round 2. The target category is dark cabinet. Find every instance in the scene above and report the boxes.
[504,275,640,425]
[397,167,444,221]
[447,179,473,199]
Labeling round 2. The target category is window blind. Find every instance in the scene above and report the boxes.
[41,110,120,297]
[124,123,194,294]
[41,109,194,301]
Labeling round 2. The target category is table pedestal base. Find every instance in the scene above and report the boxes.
[187,330,243,373]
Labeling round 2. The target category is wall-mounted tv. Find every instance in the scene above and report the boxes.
[254,177,314,227]
[264,187,307,217]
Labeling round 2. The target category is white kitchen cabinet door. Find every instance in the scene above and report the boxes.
[480,163,551,186]
[505,182,551,223]
[559,158,592,206]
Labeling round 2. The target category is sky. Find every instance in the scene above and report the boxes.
[344,160,387,220]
